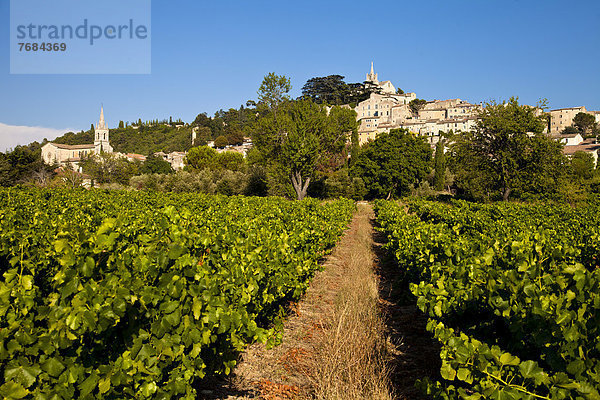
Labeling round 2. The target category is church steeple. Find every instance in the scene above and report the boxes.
[97,105,106,130]
[366,61,378,84]
[94,105,113,154]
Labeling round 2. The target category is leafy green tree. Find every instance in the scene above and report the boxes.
[409,98,427,115]
[322,106,358,170]
[118,120,125,129]
[434,140,446,191]
[518,134,569,198]
[571,151,595,180]
[214,135,228,149]
[362,81,383,98]
[251,99,350,200]
[561,126,580,135]
[0,142,52,186]
[140,154,174,174]
[449,97,560,201]
[396,88,405,95]
[300,75,371,105]
[280,100,325,200]
[80,153,139,185]
[193,126,212,146]
[573,112,597,135]
[54,130,94,145]
[193,112,211,127]
[185,146,217,170]
[257,72,291,111]
[215,151,246,172]
[351,129,432,199]
[225,129,245,146]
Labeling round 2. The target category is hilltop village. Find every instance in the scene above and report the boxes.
[353,64,600,163]
[40,63,600,174]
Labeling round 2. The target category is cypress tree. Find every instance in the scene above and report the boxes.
[434,139,445,191]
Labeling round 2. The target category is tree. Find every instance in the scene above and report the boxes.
[257,72,291,111]
[185,146,217,170]
[32,167,52,187]
[193,112,211,127]
[225,128,245,146]
[141,154,174,174]
[214,135,228,148]
[80,153,138,185]
[193,126,212,146]
[573,112,597,135]
[322,106,358,170]
[396,88,405,95]
[118,120,125,129]
[0,143,51,186]
[215,151,246,172]
[449,97,560,201]
[571,151,595,180]
[300,75,380,105]
[251,99,350,200]
[409,98,427,115]
[351,129,432,199]
[561,126,580,135]
[280,100,325,200]
[301,75,349,105]
[59,163,84,188]
[434,140,445,191]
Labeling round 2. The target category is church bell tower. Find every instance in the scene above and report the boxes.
[94,106,113,154]
[366,61,379,85]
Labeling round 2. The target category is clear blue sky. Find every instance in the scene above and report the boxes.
[1,0,599,149]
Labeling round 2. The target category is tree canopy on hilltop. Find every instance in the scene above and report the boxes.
[301,75,381,105]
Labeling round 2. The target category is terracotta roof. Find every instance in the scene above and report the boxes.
[47,143,94,150]
[452,103,478,108]
[550,133,581,139]
[126,153,146,161]
[563,144,600,155]
[550,107,585,112]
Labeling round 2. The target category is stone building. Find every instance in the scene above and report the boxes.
[354,63,479,146]
[548,106,587,134]
[42,106,113,166]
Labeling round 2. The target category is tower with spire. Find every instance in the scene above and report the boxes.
[366,61,379,84]
[94,106,113,154]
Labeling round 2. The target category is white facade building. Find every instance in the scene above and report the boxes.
[42,106,113,166]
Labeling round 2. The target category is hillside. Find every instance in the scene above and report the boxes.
[53,124,195,155]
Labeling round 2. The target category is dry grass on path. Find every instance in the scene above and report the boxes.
[308,204,393,400]
[214,204,394,400]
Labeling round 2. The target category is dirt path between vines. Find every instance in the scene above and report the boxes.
[199,203,438,400]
